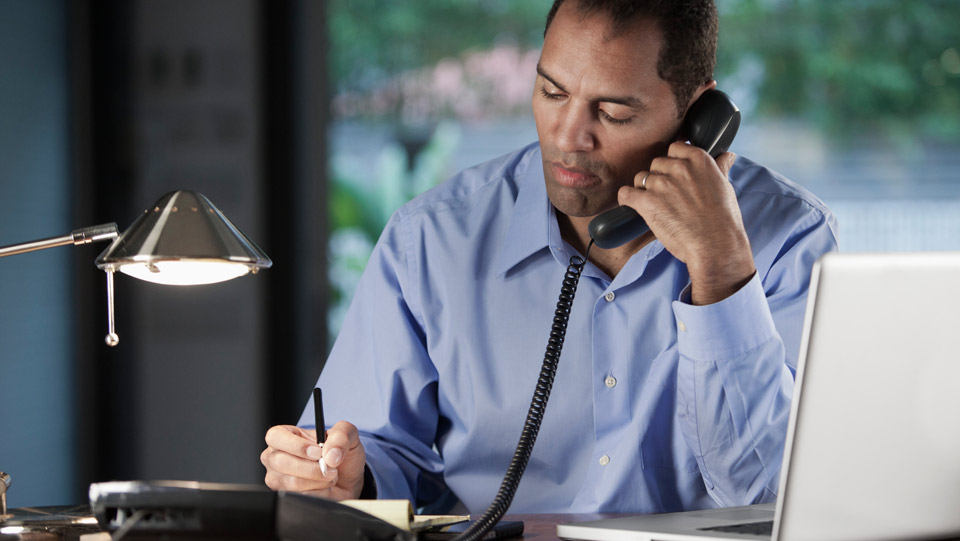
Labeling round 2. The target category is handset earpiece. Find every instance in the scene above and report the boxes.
[587,89,741,249]
[683,89,741,159]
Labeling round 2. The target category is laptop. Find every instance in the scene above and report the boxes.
[558,251,960,541]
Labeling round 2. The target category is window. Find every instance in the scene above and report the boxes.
[327,1,960,342]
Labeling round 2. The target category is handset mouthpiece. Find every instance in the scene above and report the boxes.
[588,206,650,249]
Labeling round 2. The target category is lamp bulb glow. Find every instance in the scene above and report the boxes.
[117,260,251,286]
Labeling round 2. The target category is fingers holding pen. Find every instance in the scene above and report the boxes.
[261,390,367,500]
[309,390,362,481]
[264,424,317,461]
[261,425,338,492]
[321,421,363,471]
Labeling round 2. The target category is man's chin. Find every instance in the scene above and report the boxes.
[555,203,620,221]
[541,160,617,211]
[546,188,616,219]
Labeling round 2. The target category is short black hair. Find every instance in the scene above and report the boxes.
[544,0,717,118]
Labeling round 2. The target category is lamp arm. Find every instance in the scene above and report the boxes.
[0,223,119,258]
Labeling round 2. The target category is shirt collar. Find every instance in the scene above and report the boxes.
[494,145,557,277]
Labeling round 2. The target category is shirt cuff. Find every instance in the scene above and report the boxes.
[672,272,778,360]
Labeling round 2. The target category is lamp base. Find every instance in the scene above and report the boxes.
[0,504,101,541]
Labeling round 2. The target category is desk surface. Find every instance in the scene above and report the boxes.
[0,508,603,541]
[507,514,620,540]
[0,511,585,540]
[6,510,959,541]
[0,507,597,540]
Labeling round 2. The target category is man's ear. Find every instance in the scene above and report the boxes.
[686,79,718,112]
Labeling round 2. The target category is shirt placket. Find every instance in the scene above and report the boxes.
[589,286,630,472]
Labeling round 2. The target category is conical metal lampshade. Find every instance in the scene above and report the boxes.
[96,190,272,286]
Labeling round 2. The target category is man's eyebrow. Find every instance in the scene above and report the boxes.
[536,63,568,93]
[536,62,647,110]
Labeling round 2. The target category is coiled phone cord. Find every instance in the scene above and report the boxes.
[455,240,593,541]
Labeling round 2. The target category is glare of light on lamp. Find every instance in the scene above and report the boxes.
[116,259,255,286]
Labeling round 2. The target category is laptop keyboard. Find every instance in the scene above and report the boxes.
[699,520,774,537]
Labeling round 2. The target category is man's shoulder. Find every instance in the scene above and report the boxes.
[730,156,838,273]
[730,155,832,221]
[396,142,540,221]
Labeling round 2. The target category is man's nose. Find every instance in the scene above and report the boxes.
[555,104,595,153]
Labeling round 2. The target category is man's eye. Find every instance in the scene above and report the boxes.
[600,110,633,125]
[539,86,564,100]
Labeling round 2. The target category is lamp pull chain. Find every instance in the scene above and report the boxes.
[105,270,119,347]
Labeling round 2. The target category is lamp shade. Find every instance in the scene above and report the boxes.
[95,190,272,286]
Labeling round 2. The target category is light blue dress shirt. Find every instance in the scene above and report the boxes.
[300,142,837,514]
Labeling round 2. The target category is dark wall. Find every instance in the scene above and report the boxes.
[2,0,329,507]
[0,0,74,508]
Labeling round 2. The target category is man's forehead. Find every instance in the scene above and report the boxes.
[538,8,668,104]
[553,0,662,44]
[543,4,663,67]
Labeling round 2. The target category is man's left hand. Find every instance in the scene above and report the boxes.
[618,142,755,305]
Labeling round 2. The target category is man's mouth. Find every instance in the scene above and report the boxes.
[550,162,601,188]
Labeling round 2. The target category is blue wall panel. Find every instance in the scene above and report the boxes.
[0,0,73,508]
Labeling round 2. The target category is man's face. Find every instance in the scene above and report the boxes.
[533,3,685,218]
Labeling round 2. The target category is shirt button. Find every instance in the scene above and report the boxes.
[599,455,611,466]
[604,376,617,388]
[604,291,616,302]
[677,319,687,332]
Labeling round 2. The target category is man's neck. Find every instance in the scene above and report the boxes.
[557,211,654,278]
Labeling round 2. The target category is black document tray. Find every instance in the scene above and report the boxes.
[89,480,413,541]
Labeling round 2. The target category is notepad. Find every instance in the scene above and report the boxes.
[340,499,469,532]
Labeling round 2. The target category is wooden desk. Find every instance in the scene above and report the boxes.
[507,514,621,540]
[6,510,958,541]
[0,509,590,541]
[0,507,591,541]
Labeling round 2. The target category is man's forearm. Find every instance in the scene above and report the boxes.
[673,274,790,506]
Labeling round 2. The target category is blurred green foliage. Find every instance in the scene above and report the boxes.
[331,0,960,142]
[329,0,552,95]
[329,123,462,241]
[718,0,960,143]
[326,123,462,338]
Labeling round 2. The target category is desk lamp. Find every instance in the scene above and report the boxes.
[0,190,271,515]
[0,190,271,345]
[93,190,272,344]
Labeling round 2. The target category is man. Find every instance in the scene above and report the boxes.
[261,0,837,514]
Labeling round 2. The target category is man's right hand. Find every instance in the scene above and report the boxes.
[261,421,367,500]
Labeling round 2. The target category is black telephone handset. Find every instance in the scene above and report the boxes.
[587,88,741,249]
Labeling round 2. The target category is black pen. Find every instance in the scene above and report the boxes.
[313,387,328,474]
